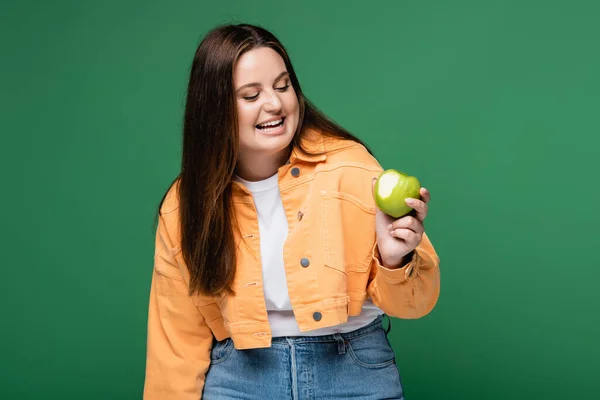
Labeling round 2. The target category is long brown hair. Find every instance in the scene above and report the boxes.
[156,23,373,297]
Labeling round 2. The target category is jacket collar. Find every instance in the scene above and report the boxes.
[232,129,328,196]
[288,128,327,163]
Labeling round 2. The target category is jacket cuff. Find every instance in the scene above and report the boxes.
[371,243,420,284]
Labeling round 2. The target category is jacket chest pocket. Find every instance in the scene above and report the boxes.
[320,190,377,274]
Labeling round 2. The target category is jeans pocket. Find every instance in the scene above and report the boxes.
[346,328,396,369]
[210,337,234,364]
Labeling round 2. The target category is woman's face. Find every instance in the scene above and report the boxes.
[233,47,300,162]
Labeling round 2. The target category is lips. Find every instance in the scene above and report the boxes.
[256,117,285,130]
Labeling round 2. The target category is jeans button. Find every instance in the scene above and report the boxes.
[300,258,310,268]
[291,167,300,177]
[313,312,322,321]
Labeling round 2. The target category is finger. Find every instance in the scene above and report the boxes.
[420,187,430,203]
[387,216,423,234]
[389,228,412,241]
[405,198,428,222]
[390,228,423,246]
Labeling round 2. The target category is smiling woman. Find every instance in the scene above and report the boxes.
[143,23,440,400]
[233,48,300,182]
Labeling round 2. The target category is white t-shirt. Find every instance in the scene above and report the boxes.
[234,172,383,337]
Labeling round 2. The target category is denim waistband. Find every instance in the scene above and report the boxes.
[270,314,385,345]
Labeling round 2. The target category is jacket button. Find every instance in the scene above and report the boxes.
[313,312,322,321]
[300,258,310,267]
[291,167,300,177]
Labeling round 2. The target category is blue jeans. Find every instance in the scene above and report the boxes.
[202,315,405,399]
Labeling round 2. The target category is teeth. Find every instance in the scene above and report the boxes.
[258,118,283,128]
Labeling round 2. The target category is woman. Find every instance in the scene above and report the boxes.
[143,23,440,400]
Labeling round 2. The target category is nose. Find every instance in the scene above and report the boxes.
[263,90,282,113]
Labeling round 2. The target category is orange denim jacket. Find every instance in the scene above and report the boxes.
[143,129,441,399]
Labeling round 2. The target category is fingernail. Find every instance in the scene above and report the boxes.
[406,198,415,205]
[386,224,392,230]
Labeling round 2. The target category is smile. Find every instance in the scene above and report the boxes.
[256,117,285,130]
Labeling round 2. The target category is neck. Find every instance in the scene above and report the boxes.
[235,147,292,182]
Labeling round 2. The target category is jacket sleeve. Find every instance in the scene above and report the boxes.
[367,232,441,319]
[143,214,213,400]
[348,143,441,319]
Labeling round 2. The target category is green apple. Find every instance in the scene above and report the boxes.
[374,169,421,218]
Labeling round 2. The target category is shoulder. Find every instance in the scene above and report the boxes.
[321,135,383,174]
[159,177,181,216]
[155,178,182,248]
[316,132,384,206]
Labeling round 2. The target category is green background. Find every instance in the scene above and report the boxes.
[2,0,599,398]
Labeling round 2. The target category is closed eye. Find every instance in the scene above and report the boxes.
[243,93,259,101]
[242,80,290,101]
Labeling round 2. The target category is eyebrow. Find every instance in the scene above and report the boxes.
[235,71,290,93]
